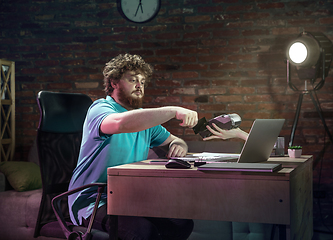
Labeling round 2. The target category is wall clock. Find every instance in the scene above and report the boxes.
[117,0,161,24]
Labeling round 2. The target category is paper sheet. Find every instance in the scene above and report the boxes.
[171,152,240,161]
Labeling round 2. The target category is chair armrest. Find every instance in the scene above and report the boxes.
[51,182,107,240]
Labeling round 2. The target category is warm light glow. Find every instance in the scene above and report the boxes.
[288,42,308,64]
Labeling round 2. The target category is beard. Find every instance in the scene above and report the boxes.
[117,87,143,109]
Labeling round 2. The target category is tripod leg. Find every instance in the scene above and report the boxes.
[309,91,333,144]
[289,93,304,147]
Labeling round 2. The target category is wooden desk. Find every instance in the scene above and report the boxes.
[107,156,313,240]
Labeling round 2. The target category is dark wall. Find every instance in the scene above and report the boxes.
[1,0,333,229]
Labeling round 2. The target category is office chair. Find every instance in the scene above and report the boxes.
[34,91,108,240]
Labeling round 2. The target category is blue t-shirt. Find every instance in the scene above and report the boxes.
[68,96,170,225]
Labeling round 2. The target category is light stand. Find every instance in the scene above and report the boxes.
[287,55,333,147]
[287,32,333,147]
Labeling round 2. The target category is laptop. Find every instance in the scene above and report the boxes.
[195,119,285,172]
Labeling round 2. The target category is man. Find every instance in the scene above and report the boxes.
[68,53,198,240]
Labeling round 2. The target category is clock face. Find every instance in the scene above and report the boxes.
[118,0,161,23]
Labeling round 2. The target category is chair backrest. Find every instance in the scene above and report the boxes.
[34,91,92,237]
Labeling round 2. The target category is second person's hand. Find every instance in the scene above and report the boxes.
[203,123,249,141]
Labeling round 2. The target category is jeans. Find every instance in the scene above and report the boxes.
[82,204,194,240]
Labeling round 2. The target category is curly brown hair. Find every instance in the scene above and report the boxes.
[103,53,153,96]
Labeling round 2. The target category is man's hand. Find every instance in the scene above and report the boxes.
[175,108,198,128]
[101,106,198,135]
[167,143,187,158]
[160,135,188,158]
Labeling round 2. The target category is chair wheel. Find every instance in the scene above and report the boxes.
[68,231,83,240]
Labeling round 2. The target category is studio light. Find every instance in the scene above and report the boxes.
[286,31,333,146]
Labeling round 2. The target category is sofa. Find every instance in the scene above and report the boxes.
[0,139,59,240]
[0,140,278,240]
[0,185,60,240]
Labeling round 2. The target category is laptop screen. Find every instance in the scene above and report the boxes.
[237,119,285,163]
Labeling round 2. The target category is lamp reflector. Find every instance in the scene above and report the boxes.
[286,33,321,67]
[288,42,307,64]
[287,32,333,89]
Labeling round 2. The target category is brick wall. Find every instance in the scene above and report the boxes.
[1,0,333,230]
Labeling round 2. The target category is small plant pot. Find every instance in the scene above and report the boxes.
[288,149,302,158]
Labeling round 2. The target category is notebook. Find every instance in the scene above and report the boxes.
[196,119,285,172]
[197,162,282,172]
